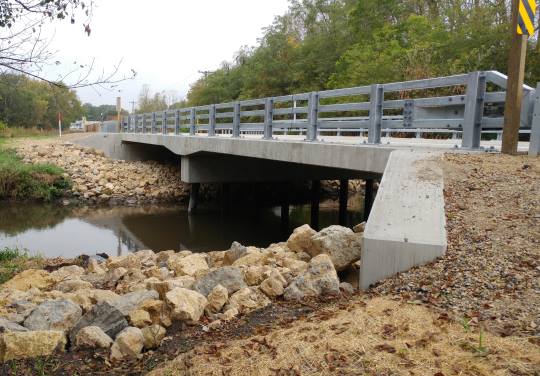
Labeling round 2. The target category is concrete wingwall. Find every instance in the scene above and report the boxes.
[360,150,447,289]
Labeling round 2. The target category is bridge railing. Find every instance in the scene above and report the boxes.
[120,71,540,155]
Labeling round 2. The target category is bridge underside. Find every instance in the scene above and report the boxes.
[75,133,447,291]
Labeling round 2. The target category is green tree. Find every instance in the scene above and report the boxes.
[0,74,83,129]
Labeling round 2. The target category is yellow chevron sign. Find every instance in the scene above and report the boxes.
[517,0,537,36]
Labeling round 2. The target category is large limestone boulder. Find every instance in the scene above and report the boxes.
[1,269,52,291]
[87,259,106,274]
[0,318,28,332]
[141,324,166,350]
[286,224,316,253]
[110,327,144,361]
[192,266,247,296]
[243,266,270,286]
[165,287,207,322]
[75,326,113,349]
[222,242,247,265]
[147,276,195,299]
[284,254,340,301]
[24,300,82,332]
[144,266,170,280]
[281,258,309,275]
[132,250,156,264]
[4,300,35,323]
[309,225,362,271]
[155,250,175,263]
[259,270,287,298]
[225,287,271,314]
[109,289,159,315]
[69,302,128,344]
[353,222,365,233]
[205,284,228,315]
[107,254,142,270]
[167,254,208,277]
[128,309,152,328]
[55,279,93,293]
[49,265,85,283]
[207,251,226,268]
[232,251,266,267]
[139,299,170,327]
[0,330,66,361]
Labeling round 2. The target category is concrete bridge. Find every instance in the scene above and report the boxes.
[77,71,540,289]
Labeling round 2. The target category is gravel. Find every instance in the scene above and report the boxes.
[374,152,540,338]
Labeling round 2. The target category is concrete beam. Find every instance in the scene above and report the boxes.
[180,153,375,183]
[360,150,447,290]
[119,133,393,174]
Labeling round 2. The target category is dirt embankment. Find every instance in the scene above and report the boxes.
[375,153,540,338]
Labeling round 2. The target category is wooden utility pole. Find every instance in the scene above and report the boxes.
[502,0,528,155]
[116,97,122,133]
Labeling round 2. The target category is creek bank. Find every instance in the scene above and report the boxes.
[0,223,364,363]
[16,140,189,205]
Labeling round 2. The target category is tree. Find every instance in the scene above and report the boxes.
[185,0,540,104]
[0,73,83,128]
[136,85,168,113]
[82,103,127,121]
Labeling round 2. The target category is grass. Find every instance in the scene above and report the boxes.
[0,247,42,284]
[0,144,71,201]
[149,297,540,376]
[0,127,60,139]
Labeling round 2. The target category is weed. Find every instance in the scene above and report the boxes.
[461,318,471,332]
[0,247,42,284]
[0,146,70,201]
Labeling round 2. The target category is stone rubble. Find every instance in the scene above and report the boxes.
[0,223,363,362]
[16,142,189,205]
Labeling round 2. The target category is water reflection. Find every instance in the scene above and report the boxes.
[0,198,363,258]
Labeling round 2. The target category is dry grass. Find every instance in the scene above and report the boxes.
[375,153,540,337]
[149,297,540,376]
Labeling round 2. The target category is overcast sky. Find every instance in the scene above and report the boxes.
[44,0,291,110]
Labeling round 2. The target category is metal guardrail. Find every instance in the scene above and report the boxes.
[120,71,540,155]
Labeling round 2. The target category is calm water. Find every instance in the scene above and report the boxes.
[0,199,363,258]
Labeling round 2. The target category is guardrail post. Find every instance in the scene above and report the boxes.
[189,108,196,135]
[174,110,180,135]
[368,84,383,144]
[162,111,167,134]
[306,92,319,141]
[529,83,540,156]
[462,71,486,149]
[263,98,274,140]
[208,105,216,136]
[232,102,241,137]
[151,112,156,134]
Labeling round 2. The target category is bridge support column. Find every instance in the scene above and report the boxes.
[280,183,290,236]
[311,180,321,231]
[188,183,200,214]
[339,179,349,226]
[363,179,374,221]
[220,183,231,214]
